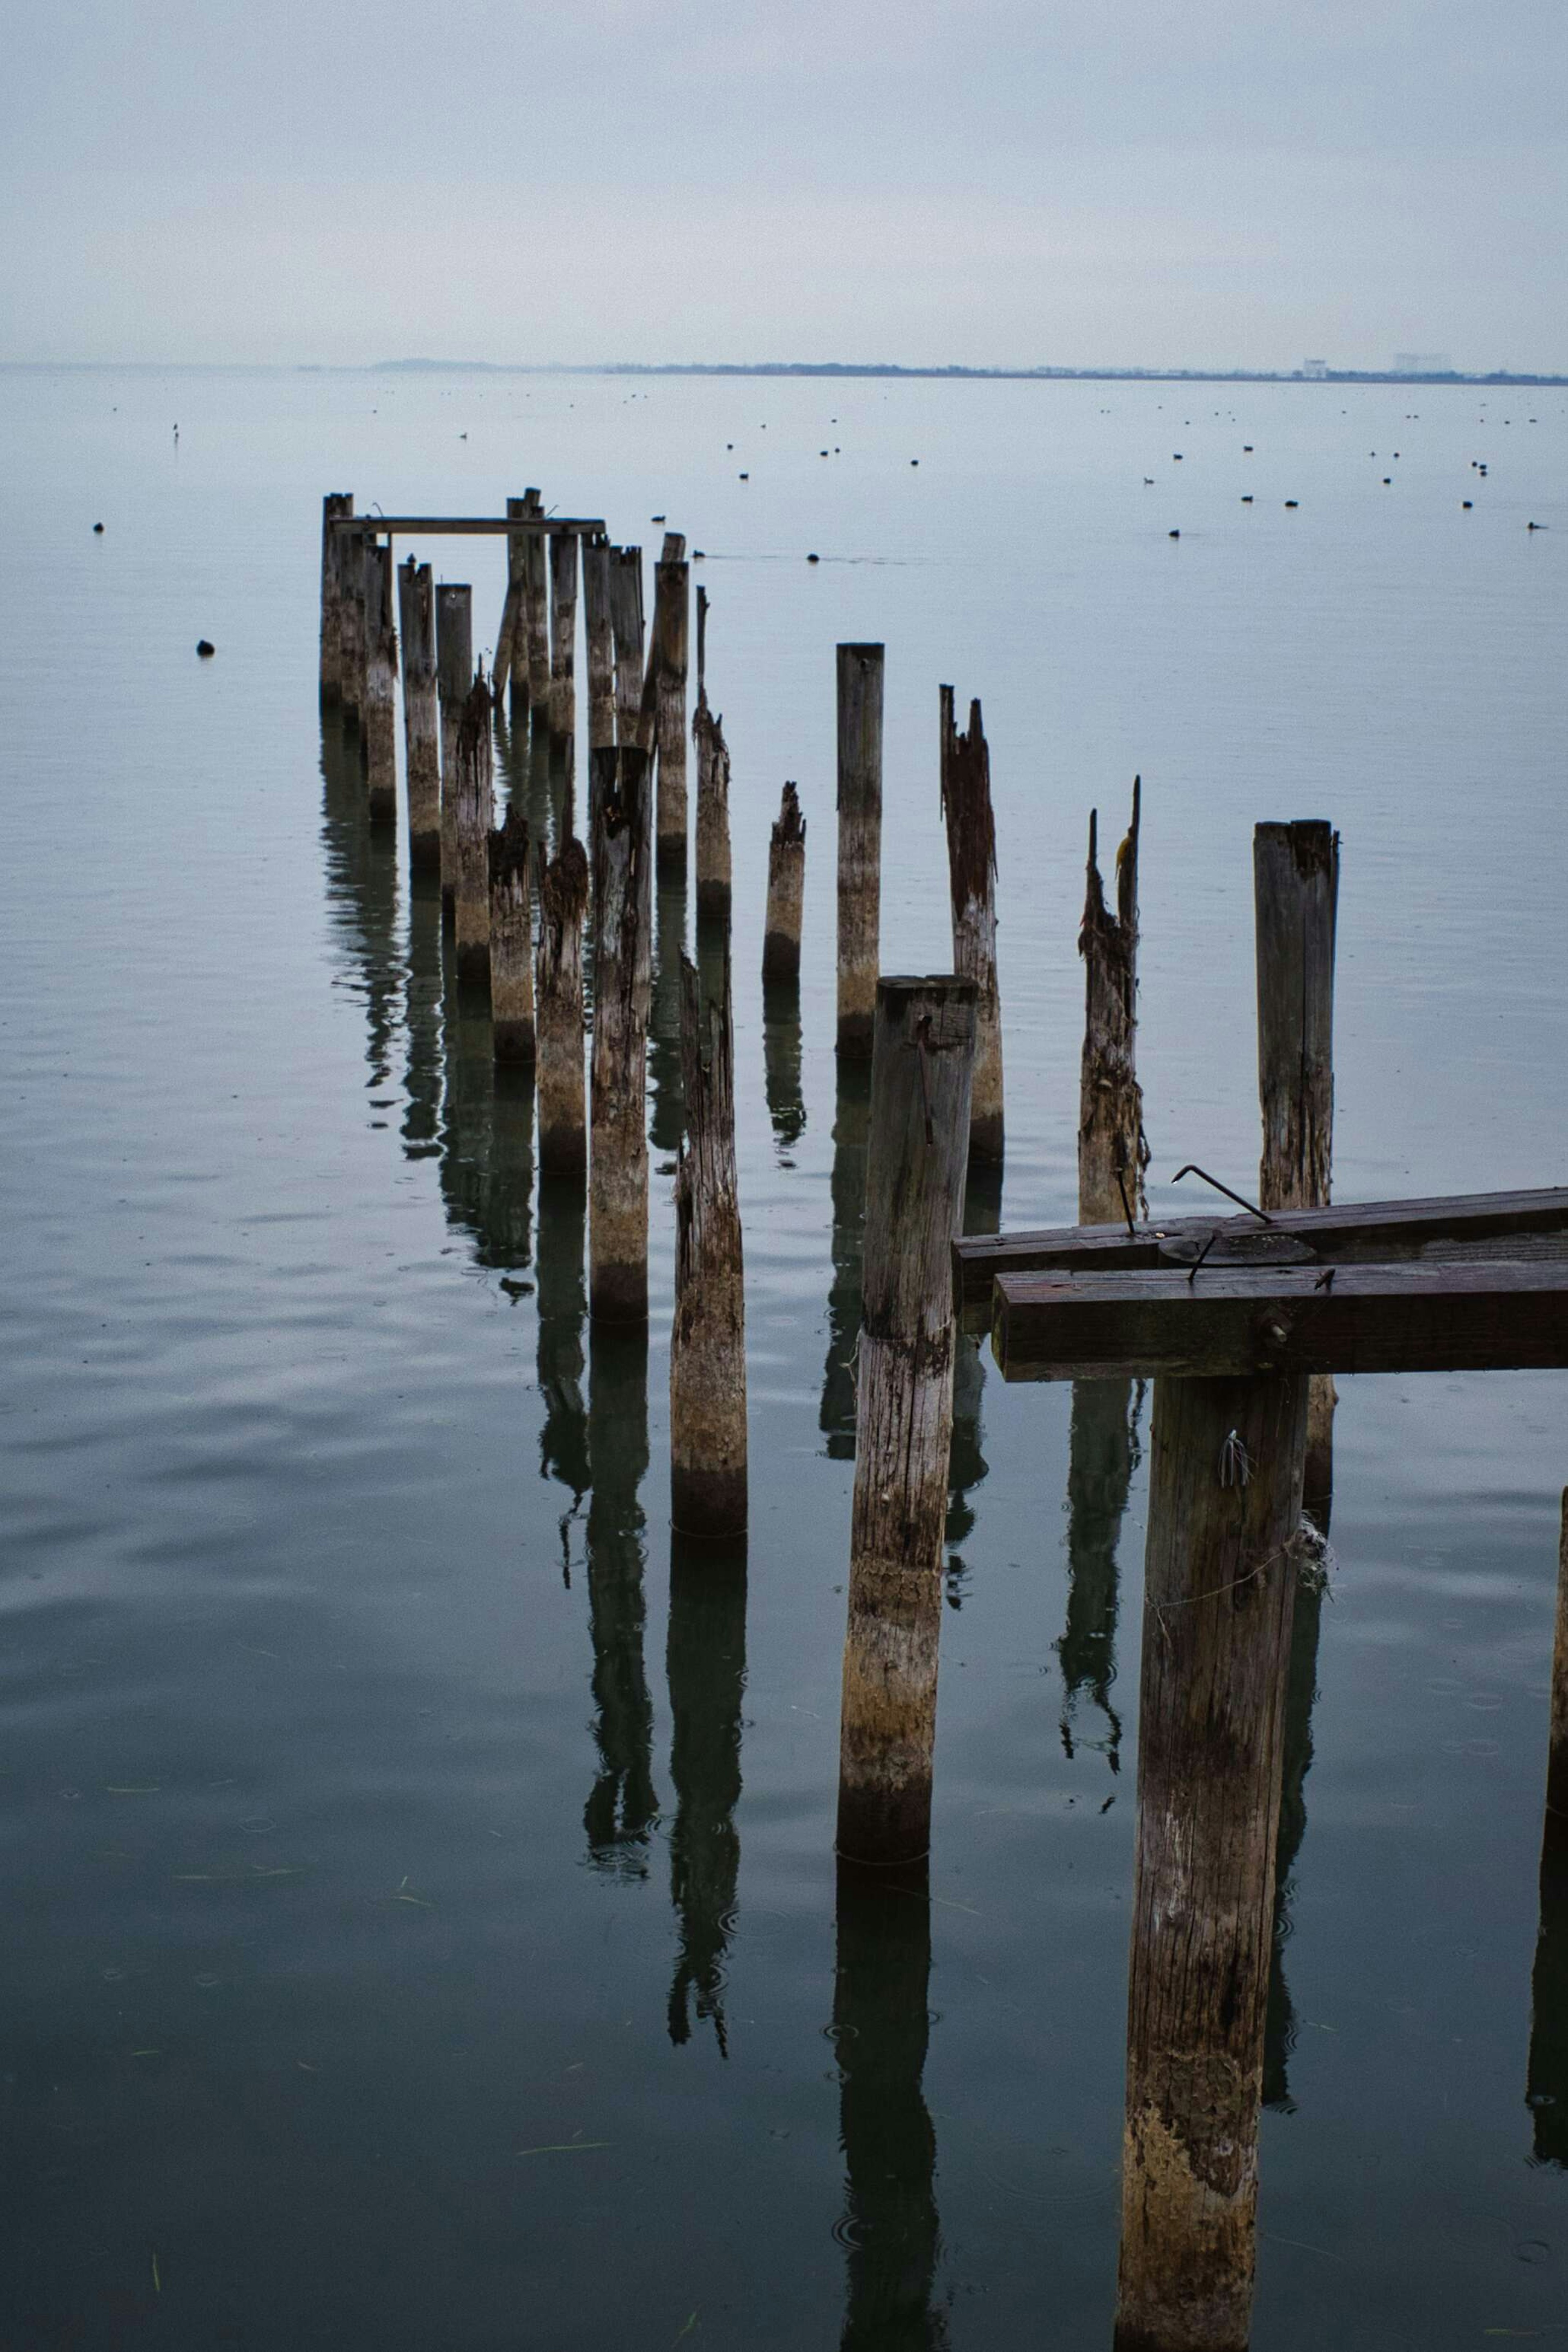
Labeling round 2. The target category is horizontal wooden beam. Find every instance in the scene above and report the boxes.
[328,516,604,536]
[956,1186,1568,1328]
[992,1259,1568,1382]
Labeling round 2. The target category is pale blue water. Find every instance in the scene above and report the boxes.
[1,363,1566,2348]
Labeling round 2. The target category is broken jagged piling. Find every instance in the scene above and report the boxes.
[940,688,1004,1160]
[493,493,530,706]
[693,601,732,924]
[836,645,884,1058]
[763,783,806,982]
[436,584,473,914]
[670,949,747,1537]
[1079,780,1147,1226]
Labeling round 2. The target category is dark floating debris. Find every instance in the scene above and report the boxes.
[1243,443,1254,452]
[1463,500,1473,509]
[807,552,820,563]
[1528,520,1546,530]
[196,639,216,658]
[1285,500,1299,509]
[93,521,104,534]
[1241,494,1254,503]
[738,472,748,481]
[1168,529,1180,539]
[652,513,665,521]
[693,548,706,559]
[910,458,919,466]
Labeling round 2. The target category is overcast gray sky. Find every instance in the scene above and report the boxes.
[4,0,1564,370]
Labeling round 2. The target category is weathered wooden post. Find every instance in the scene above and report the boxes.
[363,539,399,824]
[339,524,368,727]
[437,585,473,915]
[319,494,352,704]
[836,645,884,1058]
[1079,780,1147,1226]
[549,531,578,739]
[835,975,977,1866]
[1255,819,1339,1520]
[492,493,529,705]
[693,703,733,926]
[452,671,494,982]
[536,833,590,1175]
[396,556,441,871]
[653,534,690,869]
[670,951,747,1537]
[589,746,653,1321]
[487,801,535,1060]
[608,548,646,751]
[581,532,616,750]
[1114,1372,1308,2352]
[763,782,806,981]
[940,688,1004,1160]
[524,507,551,710]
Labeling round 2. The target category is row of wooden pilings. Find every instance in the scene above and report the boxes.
[319,488,1348,2349]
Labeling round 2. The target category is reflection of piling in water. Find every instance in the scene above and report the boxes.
[833,1860,949,2352]
[589,746,652,1323]
[763,978,806,1160]
[581,532,615,751]
[487,803,535,1063]
[1528,1492,1568,2165]
[438,929,535,1274]
[1115,1372,1308,2352]
[584,1323,659,1875]
[536,836,589,1176]
[939,689,1003,1161]
[537,1174,590,1549]
[363,541,399,824]
[436,585,472,915]
[1079,781,1147,1226]
[397,556,441,871]
[837,977,977,1869]
[763,782,806,982]
[670,952,747,1538]
[836,646,884,1058]
[666,1533,747,2051]
[319,710,401,1090]
[1263,1568,1323,2110]
[453,676,494,984]
[401,873,444,1163]
[1057,1381,1134,1769]
[821,1058,873,1459]
[945,1160,1000,1606]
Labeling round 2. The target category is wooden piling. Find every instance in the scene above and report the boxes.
[1114,1371,1309,2352]
[762,782,806,981]
[492,493,528,704]
[1255,819,1339,1517]
[436,585,473,915]
[670,951,747,1537]
[319,493,353,704]
[396,556,441,871]
[363,541,399,824]
[1549,1490,1568,1824]
[589,746,653,1322]
[487,802,535,1060]
[608,548,646,751]
[452,672,494,982]
[836,975,978,1866]
[693,696,733,928]
[536,833,590,1175]
[340,526,368,726]
[836,645,884,1057]
[940,688,1004,1160]
[653,535,690,869]
[581,532,616,750]
[524,506,551,708]
[549,532,578,739]
[1080,780,1147,1225]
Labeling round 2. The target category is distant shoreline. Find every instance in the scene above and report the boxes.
[4,359,1566,387]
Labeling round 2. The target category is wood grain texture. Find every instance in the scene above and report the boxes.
[487,804,534,1061]
[536,834,589,1174]
[523,500,551,705]
[1115,1372,1307,2352]
[670,953,748,1536]
[837,976,977,1866]
[338,526,368,722]
[994,1259,1568,1381]
[452,675,494,981]
[1551,1490,1568,1823]
[319,492,353,703]
[434,585,472,914]
[548,530,578,738]
[835,645,884,1057]
[653,538,690,864]
[693,696,733,924]
[580,533,616,751]
[608,549,646,753]
[1079,780,1147,1225]
[940,688,1004,1160]
[327,514,605,536]
[762,782,806,981]
[589,746,652,1321]
[362,541,399,823]
[396,556,441,870]
[492,493,529,703]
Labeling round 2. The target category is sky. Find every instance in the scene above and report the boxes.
[3,0,1565,371]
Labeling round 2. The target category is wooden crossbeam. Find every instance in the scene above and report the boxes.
[955,1186,1568,1327]
[327,516,604,536]
[992,1260,1568,1383]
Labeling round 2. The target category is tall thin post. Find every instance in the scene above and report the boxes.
[653,534,690,869]
[397,556,441,871]
[940,688,1004,1160]
[524,503,551,709]
[836,975,977,1867]
[763,783,806,982]
[436,585,473,916]
[1255,818,1339,1519]
[1528,1490,1568,2165]
[581,532,616,750]
[488,802,535,1061]
[549,532,578,739]
[1114,1372,1309,2352]
[493,493,528,704]
[608,548,645,751]
[363,540,399,824]
[1080,780,1147,1225]
[670,951,747,1537]
[536,834,589,1176]
[452,673,494,982]
[836,645,884,1058]
[589,746,652,1322]
[1551,1490,1568,1828]
[340,526,368,726]
[694,725,732,931]
[319,493,352,704]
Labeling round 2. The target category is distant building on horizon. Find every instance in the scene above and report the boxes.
[1392,352,1453,374]
[1301,358,1328,380]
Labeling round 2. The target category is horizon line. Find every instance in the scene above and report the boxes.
[3,357,1568,386]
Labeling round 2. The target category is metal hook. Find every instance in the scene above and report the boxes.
[1114,1167,1138,1240]
[1170,1164,1274,1225]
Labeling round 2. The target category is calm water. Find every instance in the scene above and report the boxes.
[2,365,1566,2349]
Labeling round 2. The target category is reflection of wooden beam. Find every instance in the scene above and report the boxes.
[994,1259,1568,1382]
[955,1185,1568,1323]
[328,514,604,535]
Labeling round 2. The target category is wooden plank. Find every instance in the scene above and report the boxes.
[328,515,604,536]
[956,1186,1568,1325]
[993,1259,1568,1382]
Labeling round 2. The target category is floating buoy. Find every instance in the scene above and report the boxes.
[196,639,215,657]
